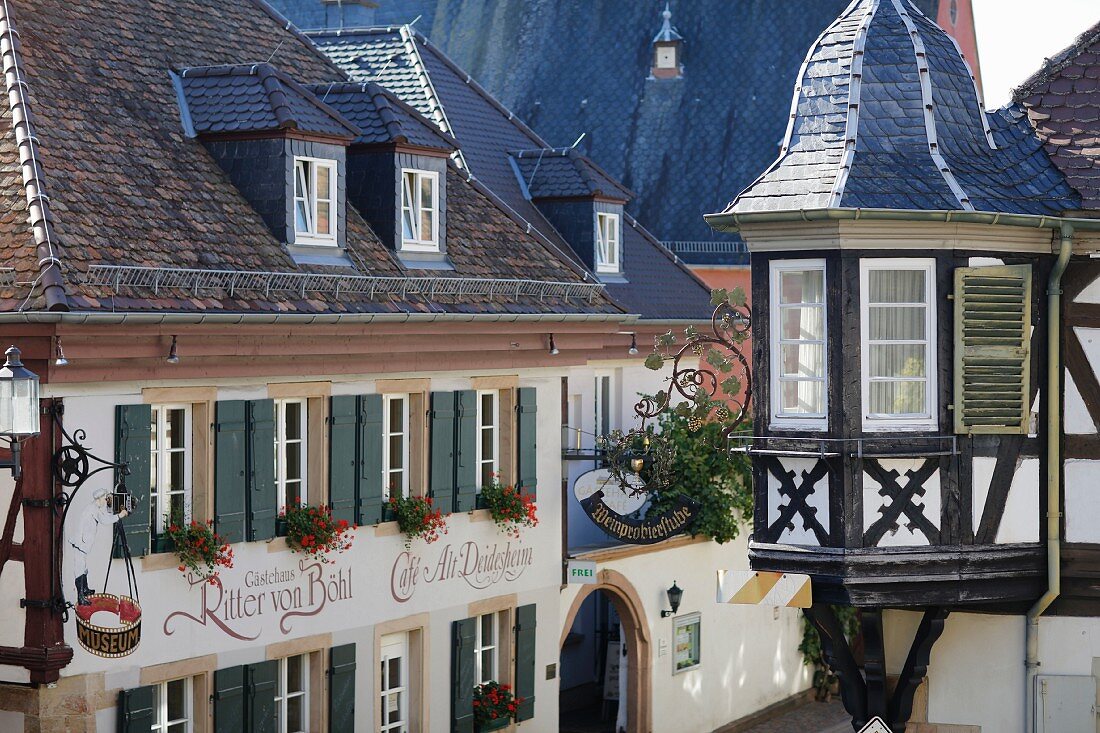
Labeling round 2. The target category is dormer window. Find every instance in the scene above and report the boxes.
[401,169,439,251]
[595,212,620,273]
[294,157,338,246]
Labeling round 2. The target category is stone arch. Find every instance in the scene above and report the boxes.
[560,568,652,733]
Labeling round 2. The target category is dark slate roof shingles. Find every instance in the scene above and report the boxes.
[512,148,633,201]
[307,81,458,150]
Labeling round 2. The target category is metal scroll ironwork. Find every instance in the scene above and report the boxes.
[603,288,752,497]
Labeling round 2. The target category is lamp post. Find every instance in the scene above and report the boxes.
[0,345,41,479]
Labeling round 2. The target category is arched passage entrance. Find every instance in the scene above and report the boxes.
[559,569,651,733]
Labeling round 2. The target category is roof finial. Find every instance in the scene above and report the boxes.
[653,1,683,43]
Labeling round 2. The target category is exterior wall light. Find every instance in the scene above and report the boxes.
[166,335,180,365]
[0,346,41,479]
[54,337,68,367]
[628,333,639,355]
[661,580,683,618]
[549,334,560,356]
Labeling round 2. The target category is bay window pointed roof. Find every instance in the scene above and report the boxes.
[716,0,1079,219]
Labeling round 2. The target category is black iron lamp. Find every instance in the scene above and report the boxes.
[0,346,41,478]
[661,581,683,618]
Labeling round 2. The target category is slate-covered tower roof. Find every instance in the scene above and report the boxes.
[721,0,1079,218]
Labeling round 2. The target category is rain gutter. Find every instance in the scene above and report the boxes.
[704,208,1100,233]
[0,311,639,326]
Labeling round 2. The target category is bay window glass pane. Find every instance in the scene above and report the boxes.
[869,344,926,378]
[780,381,824,414]
[780,307,824,340]
[869,306,926,340]
[780,344,824,377]
[780,270,823,304]
[869,269,925,303]
[869,381,926,415]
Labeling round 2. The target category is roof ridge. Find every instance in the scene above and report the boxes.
[1013,19,1100,103]
[0,0,68,311]
[566,148,634,199]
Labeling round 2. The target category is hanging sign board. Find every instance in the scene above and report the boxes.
[579,489,698,545]
[566,559,597,584]
[573,468,647,515]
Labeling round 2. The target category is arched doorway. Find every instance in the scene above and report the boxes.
[559,569,651,733]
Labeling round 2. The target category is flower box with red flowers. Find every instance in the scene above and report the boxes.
[479,477,538,538]
[281,502,355,563]
[388,492,449,549]
[473,681,523,731]
[164,518,234,582]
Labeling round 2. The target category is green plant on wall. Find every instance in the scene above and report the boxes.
[644,409,752,544]
[799,606,860,699]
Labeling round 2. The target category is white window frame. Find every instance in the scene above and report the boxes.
[400,168,440,252]
[274,654,309,733]
[859,258,938,432]
[769,259,828,430]
[293,156,338,246]
[383,394,410,501]
[151,404,192,535]
[151,676,193,733]
[380,633,409,733]
[475,390,499,491]
[275,399,308,513]
[473,612,499,685]
[595,212,620,273]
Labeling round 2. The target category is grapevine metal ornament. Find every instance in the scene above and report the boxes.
[601,287,752,497]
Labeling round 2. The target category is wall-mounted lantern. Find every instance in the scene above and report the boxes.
[0,346,41,479]
[661,580,683,618]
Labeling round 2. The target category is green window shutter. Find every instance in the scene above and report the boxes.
[329,395,359,524]
[451,617,476,733]
[114,404,152,557]
[516,387,538,498]
[213,665,246,733]
[953,265,1032,434]
[430,391,456,514]
[116,684,154,733]
[328,643,357,732]
[215,401,248,544]
[248,399,277,541]
[359,394,385,524]
[454,390,478,512]
[514,603,537,722]
[247,660,277,733]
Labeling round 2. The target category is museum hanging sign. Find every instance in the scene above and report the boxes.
[574,468,698,545]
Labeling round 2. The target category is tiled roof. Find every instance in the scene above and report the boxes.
[724,0,1079,217]
[1015,21,1100,211]
[0,0,617,316]
[178,63,359,139]
[307,81,458,150]
[309,27,713,321]
[512,148,633,201]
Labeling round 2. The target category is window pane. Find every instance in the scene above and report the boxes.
[287,695,304,731]
[869,344,926,378]
[481,614,495,643]
[316,165,331,201]
[480,394,494,427]
[295,163,308,198]
[420,175,433,209]
[166,678,186,720]
[295,199,310,234]
[869,269,926,303]
[284,402,302,440]
[316,201,331,235]
[389,398,404,431]
[779,343,824,378]
[389,435,403,470]
[780,307,824,340]
[401,174,417,240]
[169,492,184,523]
[388,656,401,689]
[869,306,926,340]
[287,655,304,692]
[286,444,302,482]
[167,409,185,449]
[481,428,494,461]
[869,381,926,415]
[169,451,186,490]
[388,694,403,724]
[480,463,494,488]
[780,381,824,414]
[780,269,823,304]
[420,208,433,241]
[167,723,187,733]
[150,408,159,451]
[480,648,494,682]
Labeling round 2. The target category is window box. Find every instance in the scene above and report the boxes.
[477,717,511,732]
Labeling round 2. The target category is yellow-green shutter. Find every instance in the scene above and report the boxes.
[953,265,1032,434]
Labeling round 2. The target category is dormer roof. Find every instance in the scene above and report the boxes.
[512,147,633,201]
[652,3,683,43]
[178,63,360,140]
[720,0,1079,217]
[307,81,459,151]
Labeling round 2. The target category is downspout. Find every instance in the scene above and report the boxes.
[1025,222,1072,733]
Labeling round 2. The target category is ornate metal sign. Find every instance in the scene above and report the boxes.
[580,490,699,545]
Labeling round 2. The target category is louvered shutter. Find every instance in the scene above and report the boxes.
[454,390,478,512]
[514,603,537,722]
[247,660,277,733]
[248,400,277,541]
[451,617,476,733]
[213,665,246,733]
[953,265,1032,434]
[215,401,248,544]
[329,395,359,524]
[114,404,151,557]
[516,387,538,498]
[359,394,385,523]
[430,391,456,514]
[117,685,155,733]
[328,643,357,732]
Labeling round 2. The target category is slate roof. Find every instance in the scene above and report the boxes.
[309,27,714,320]
[1015,21,1100,212]
[723,0,1079,217]
[0,0,617,316]
[178,63,359,139]
[306,81,458,150]
[512,148,633,201]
